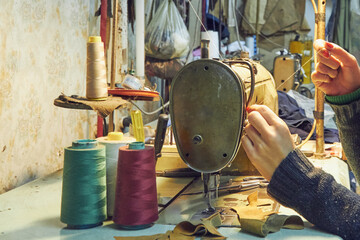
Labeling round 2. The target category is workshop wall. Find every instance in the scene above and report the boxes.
[0,0,101,193]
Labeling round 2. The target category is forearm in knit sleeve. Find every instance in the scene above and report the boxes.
[329,99,360,182]
[267,148,360,239]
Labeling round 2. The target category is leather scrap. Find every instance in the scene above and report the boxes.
[173,212,225,239]
[232,192,276,221]
[114,213,226,240]
[240,214,304,237]
[232,191,304,237]
[58,94,128,118]
[113,231,171,240]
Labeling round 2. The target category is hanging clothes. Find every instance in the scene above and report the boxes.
[327,0,360,62]
[240,0,308,36]
[277,91,339,143]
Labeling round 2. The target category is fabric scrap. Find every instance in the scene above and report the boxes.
[57,94,128,118]
[232,192,276,221]
[240,214,304,237]
[232,191,304,237]
[173,212,225,239]
[113,231,170,240]
[114,213,226,240]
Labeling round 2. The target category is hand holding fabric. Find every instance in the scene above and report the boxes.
[241,105,295,180]
[312,39,360,96]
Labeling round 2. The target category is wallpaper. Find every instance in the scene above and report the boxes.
[0,0,101,193]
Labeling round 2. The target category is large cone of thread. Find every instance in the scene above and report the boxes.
[60,139,107,229]
[86,36,108,100]
[96,132,136,218]
[113,142,158,229]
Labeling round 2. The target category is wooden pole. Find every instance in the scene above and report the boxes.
[314,0,326,158]
[110,0,118,90]
[109,0,119,133]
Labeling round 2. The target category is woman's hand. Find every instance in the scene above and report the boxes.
[241,105,295,180]
[312,39,360,96]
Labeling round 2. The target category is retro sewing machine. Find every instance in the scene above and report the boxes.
[162,53,278,220]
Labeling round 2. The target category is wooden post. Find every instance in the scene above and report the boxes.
[109,0,119,133]
[110,0,118,90]
[314,0,326,158]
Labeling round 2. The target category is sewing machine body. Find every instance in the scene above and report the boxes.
[168,57,278,216]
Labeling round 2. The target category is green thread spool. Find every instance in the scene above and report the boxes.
[60,139,107,229]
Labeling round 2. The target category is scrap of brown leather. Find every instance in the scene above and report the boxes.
[232,191,304,237]
[57,94,128,118]
[114,212,226,240]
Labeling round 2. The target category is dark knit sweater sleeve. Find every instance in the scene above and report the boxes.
[267,149,360,239]
[268,98,360,239]
[329,99,360,182]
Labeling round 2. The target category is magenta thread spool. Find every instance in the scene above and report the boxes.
[113,142,158,229]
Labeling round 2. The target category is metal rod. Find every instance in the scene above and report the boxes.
[218,0,222,54]
[201,39,210,58]
[202,173,216,212]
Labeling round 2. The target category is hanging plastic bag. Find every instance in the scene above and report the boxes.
[145,0,190,60]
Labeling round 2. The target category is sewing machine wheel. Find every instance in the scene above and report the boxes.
[170,59,246,173]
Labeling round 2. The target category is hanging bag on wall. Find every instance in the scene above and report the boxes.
[145,0,190,60]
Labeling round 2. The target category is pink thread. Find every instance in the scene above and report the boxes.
[113,146,158,227]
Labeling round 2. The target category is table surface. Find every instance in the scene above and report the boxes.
[0,170,342,240]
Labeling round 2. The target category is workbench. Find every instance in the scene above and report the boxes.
[0,169,343,239]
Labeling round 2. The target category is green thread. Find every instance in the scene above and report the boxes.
[61,143,107,228]
[129,141,145,150]
[72,139,98,149]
